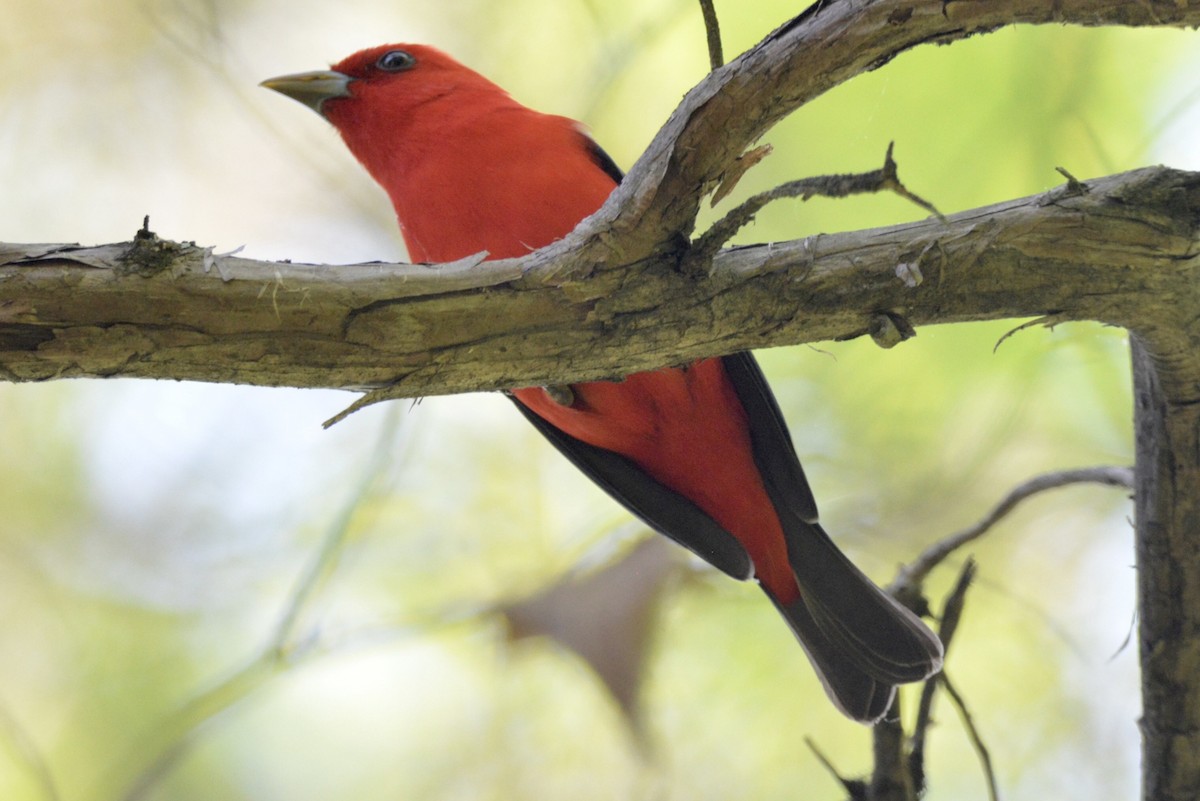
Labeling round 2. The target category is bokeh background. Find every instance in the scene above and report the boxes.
[2,1,1197,799]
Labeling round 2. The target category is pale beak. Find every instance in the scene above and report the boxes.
[259,69,353,116]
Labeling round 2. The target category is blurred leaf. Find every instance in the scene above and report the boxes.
[502,537,677,737]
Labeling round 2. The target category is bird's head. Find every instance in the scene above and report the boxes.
[261,44,515,182]
[261,44,508,130]
[261,43,613,262]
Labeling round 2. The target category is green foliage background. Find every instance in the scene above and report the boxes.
[2,1,1196,799]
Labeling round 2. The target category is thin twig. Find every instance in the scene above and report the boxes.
[891,465,1134,594]
[934,559,976,649]
[896,466,1133,800]
[942,673,1000,801]
[698,0,724,69]
[992,314,1066,353]
[689,143,941,266]
[909,559,978,794]
[805,736,866,799]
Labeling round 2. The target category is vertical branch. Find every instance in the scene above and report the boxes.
[697,0,723,69]
[1132,335,1200,801]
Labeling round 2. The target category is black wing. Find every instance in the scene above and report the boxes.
[508,394,753,581]
[580,135,628,185]
[578,131,626,184]
[506,355,802,582]
[720,352,819,523]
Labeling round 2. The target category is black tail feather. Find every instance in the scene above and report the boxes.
[725,351,943,703]
[764,590,897,724]
[764,521,943,721]
[787,522,945,685]
[782,521,943,686]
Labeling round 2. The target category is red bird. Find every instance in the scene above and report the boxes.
[262,44,942,722]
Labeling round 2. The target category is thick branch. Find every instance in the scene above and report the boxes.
[2,168,1197,396]
[6,1,1196,399]
[1134,337,1200,801]
[557,0,1200,267]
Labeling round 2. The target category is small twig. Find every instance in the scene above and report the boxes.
[909,559,978,793]
[992,313,1066,353]
[866,559,984,800]
[891,466,1133,593]
[898,465,1134,798]
[805,737,866,800]
[942,672,1000,801]
[690,143,941,266]
[323,385,396,428]
[1110,605,1138,662]
[1054,166,1088,195]
[698,0,724,70]
[935,559,976,648]
[711,143,773,205]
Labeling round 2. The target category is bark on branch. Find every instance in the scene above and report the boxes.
[1,167,1196,397]
[566,0,1200,266]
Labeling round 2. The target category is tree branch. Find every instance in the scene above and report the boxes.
[5,2,1199,398]
[2,167,1196,398]
[891,465,1135,594]
[1133,338,1200,801]
[697,0,724,70]
[569,0,1200,265]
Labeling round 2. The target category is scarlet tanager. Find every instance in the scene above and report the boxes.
[262,44,943,722]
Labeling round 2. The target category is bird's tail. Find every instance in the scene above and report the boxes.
[765,521,943,723]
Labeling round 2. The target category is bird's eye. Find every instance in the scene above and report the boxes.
[376,50,416,73]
